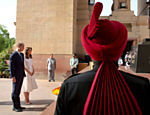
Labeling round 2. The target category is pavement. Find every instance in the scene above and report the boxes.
[0,66,149,115]
[0,78,63,115]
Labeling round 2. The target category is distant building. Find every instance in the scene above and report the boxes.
[106,0,149,53]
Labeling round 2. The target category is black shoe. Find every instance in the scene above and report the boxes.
[53,79,55,82]
[49,80,51,82]
[12,108,22,112]
[19,106,26,109]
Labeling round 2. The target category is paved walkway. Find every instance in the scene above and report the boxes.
[0,78,62,115]
[0,66,149,115]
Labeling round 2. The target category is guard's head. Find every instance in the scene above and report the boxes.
[81,2,127,62]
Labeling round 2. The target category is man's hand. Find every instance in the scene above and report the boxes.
[12,77,16,83]
[72,65,75,68]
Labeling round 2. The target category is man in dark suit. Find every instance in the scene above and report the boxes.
[10,43,26,112]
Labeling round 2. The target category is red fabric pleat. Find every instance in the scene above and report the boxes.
[83,62,142,115]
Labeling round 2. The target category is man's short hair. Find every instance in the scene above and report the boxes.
[73,53,77,56]
[17,43,24,47]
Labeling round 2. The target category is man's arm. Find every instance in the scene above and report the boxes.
[47,59,49,67]
[9,54,16,78]
[9,53,16,82]
[74,58,79,67]
[55,59,56,70]
[22,53,26,77]
[70,58,72,66]
[70,58,75,68]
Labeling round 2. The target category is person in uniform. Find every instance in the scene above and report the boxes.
[70,54,79,75]
[47,54,56,82]
[54,2,149,115]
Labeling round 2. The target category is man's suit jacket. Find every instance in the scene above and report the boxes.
[55,64,150,115]
[9,51,26,79]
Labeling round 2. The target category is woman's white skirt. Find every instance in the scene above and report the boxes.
[22,75,38,92]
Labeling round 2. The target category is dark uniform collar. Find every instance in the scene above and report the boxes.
[92,61,102,72]
[92,61,119,71]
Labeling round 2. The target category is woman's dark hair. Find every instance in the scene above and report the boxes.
[25,47,32,59]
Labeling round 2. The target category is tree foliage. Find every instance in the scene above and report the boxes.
[0,49,11,77]
[0,24,15,77]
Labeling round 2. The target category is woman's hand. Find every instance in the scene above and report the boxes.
[25,67,33,76]
[28,71,33,76]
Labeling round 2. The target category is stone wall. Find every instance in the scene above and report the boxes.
[32,54,72,79]
[16,0,75,55]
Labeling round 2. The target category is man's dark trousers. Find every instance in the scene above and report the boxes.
[12,77,24,108]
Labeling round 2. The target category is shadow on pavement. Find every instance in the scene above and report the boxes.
[22,99,54,105]
[23,107,47,112]
[0,99,54,112]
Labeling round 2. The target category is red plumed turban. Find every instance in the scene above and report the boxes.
[82,2,142,115]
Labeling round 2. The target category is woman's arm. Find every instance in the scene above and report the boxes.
[32,65,35,75]
[24,66,32,76]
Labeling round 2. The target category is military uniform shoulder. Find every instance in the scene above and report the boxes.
[63,69,96,83]
[64,73,80,82]
[119,70,150,83]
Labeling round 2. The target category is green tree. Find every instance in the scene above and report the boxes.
[0,24,15,77]
[0,49,10,77]
[0,25,15,52]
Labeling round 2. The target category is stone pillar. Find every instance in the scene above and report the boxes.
[76,0,91,59]
[127,0,130,10]
[138,0,147,16]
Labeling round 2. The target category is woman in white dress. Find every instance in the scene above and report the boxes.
[22,47,38,104]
